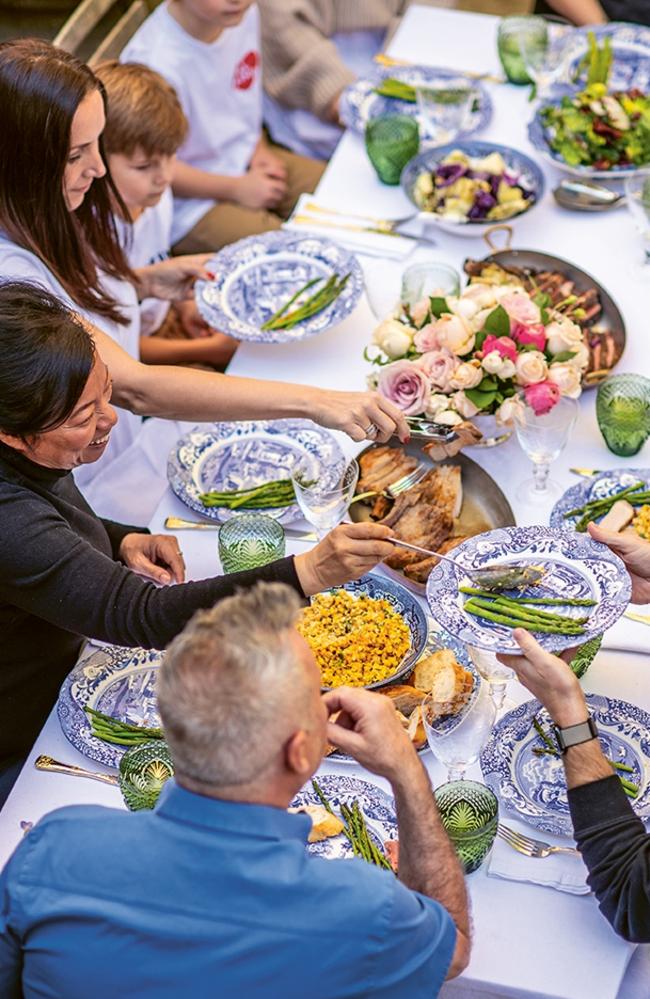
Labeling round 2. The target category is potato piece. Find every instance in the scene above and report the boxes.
[599,499,635,533]
[288,804,345,842]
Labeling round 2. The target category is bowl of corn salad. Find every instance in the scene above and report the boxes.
[296,574,429,690]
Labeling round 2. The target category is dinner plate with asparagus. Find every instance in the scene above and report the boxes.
[167,419,345,523]
[481,694,650,836]
[550,469,650,534]
[425,526,631,654]
[195,230,364,343]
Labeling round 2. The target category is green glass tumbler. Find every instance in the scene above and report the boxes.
[596,374,650,457]
[365,114,420,186]
[434,779,499,874]
[218,513,286,573]
[118,741,174,812]
[497,16,548,85]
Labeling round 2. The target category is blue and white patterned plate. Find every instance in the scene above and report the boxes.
[550,469,650,530]
[290,775,397,860]
[319,573,429,692]
[339,65,492,143]
[58,645,163,768]
[481,694,650,836]
[167,419,344,524]
[401,141,544,235]
[195,231,364,343]
[425,526,631,654]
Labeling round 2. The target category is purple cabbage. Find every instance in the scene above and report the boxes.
[435,162,468,187]
[467,190,497,219]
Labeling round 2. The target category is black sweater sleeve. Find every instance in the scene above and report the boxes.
[0,489,304,650]
[568,775,650,943]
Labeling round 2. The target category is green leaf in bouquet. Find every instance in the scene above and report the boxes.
[118,741,174,812]
[569,634,603,680]
[465,387,497,411]
[429,296,451,318]
[483,305,510,338]
[551,350,577,363]
[477,376,498,391]
[474,329,488,351]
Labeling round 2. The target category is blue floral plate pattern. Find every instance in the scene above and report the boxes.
[401,141,544,233]
[339,65,492,143]
[550,469,650,530]
[195,231,364,343]
[425,526,631,654]
[167,419,344,524]
[291,775,397,860]
[58,645,163,768]
[481,694,650,836]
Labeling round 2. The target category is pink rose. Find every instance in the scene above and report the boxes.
[482,334,518,363]
[498,290,541,325]
[524,380,561,416]
[425,313,475,356]
[511,321,546,352]
[377,360,431,416]
[410,298,431,326]
[413,322,441,352]
[418,349,459,392]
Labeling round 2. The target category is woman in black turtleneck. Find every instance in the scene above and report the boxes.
[0,283,393,801]
[534,0,650,27]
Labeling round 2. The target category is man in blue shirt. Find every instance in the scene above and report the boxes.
[0,582,470,998]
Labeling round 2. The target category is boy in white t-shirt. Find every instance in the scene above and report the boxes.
[97,60,238,369]
[120,0,324,255]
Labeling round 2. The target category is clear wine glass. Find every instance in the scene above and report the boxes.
[513,396,578,503]
[624,172,650,280]
[415,77,475,145]
[519,21,574,99]
[291,458,359,539]
[422,677,496,782]
[467,645,515,715]
[364,258,403,321]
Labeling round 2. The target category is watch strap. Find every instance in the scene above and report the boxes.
[554,717,598,754]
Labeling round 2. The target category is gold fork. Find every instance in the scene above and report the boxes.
[35,754,118,786]
[498,824,581,858]
[373,52,504,84]
[624,610,650,626]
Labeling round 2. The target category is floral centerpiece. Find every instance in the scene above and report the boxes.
[366,281,590,427]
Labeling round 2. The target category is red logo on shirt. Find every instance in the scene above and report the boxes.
[233,50,260,90]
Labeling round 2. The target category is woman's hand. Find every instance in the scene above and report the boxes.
[136,255,214,302]
[497,629,588,728]
[588,522,650,604]
[174,299,213,339]
[294,522,395,596]
[118,533,186,585]
[308,388,410,444]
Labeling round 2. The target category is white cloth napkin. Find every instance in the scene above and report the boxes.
[283,193,417,259]
[600,605,650,656]
[487,828,590,895]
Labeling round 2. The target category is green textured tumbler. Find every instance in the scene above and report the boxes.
[365,114,420,186]
[596,374,650,457]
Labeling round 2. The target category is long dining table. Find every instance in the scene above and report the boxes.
[1,5,650,997]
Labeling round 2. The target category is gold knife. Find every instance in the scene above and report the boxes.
[291,214,413,241]
[35,754,119,785]
[624,610,650,626]
[164,516,317,541]
[373,52,504,84]
[570,467,601,477]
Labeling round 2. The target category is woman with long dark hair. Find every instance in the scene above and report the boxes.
[0,39,408,522]
[0,281,394,804]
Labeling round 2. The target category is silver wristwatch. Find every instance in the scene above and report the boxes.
[553,717,598,754]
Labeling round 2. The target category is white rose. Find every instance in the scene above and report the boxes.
[545,317,583,356]
[434,313,475,356]
[449,360,483,390]
[451,390,480,418]
[373,318,413,359]
[435,410,464,426]
[496,395,525,425]
[482,351,516,379]
[448,296,481,322]
[425,393,452,418]
[568,341,590,371]
[462,283,498,309]
[515,350,548,386]
[548,361,582,399]
[366,371,379,390]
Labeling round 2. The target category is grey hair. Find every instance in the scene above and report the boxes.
[157,582,310,786]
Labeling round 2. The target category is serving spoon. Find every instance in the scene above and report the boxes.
[553,179,624,212]
[387,537,546,590]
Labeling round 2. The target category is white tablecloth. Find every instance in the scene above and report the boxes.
[1,5,649,998]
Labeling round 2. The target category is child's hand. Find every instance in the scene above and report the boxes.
[234,168,286,210]
[250,145,287,181]
[174,299,212,339]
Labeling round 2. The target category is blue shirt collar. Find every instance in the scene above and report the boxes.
[155,779,312,842]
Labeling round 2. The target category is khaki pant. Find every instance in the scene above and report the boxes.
[172,145,324,255]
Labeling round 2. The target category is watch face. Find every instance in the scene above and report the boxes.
[556,718,597,751]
